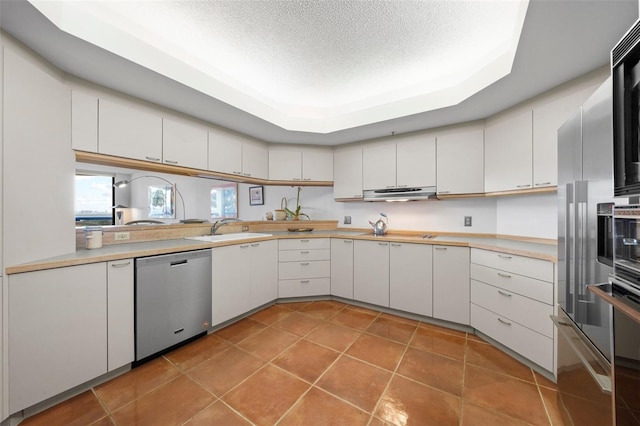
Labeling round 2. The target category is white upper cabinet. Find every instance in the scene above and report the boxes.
[98,97,163,163]
[484,109,533,193]
[436,127,484,195]
[162,117,208,170]
[208,128,268,179]
[71,90,98,152]
[269,146,333,182]
[362,135,435,190]
[333,145,363,199]
[396,136,436,188]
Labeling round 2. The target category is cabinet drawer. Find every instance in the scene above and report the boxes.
[471,249,553,282]
[471,280,553,337]
[279,238,330,250]
[279,249,330,262]
[470,263,553,305]
[471,303,553,371]
[279,278,330,298]
[279,260,330,279]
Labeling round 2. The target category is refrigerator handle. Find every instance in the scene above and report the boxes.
[575,180,591,324]
[565,182,574,316]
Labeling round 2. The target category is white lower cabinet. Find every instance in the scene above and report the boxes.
[470,248,554,371]
[8,264,108,414]
[107,259,135,372]
[389,243,433,316]
[212,241,277,325]
[279,238,331,297]
[354,240,390,307]
[432,246,470,325]
[331,239,354,299]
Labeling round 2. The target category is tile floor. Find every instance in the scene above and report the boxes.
[20,300,565,425]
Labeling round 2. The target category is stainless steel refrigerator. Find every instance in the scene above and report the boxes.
[556,77,618,425]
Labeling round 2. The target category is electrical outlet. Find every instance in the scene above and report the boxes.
[464,216,472,227]
[242,225,249,232]
[344,216,352,225]
[114,232,130,241]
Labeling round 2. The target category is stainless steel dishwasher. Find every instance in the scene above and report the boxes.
[135,249,212,363]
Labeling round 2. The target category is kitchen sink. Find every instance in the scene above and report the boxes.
[185,232,272,243]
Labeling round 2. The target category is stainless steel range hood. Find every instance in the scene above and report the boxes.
[363,186,438,201]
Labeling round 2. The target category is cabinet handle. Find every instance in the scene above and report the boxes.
[497,272,512,278]
[300,262,310,266]
[497,318,512,326]
[300,250,310,254]
[293,178,301,181]
[534,182,551,186]
[300,280,310,284]
[111,261,131,268]
[300,239,310,243]
[435,247,447,251]
[397,184,408,188]
[498,254,512,259]
[498,290,512,297]
[164,159,178,164]
[385,185,395,189]
[391,243,401,247]
[244,173,252,177]
[516,184,531,188]
[343,240,353,244]
[240,244,250,249]
[303,178,312,181]
[438,191,450,194]
[251,243,260,247]
[378,242,388,246]
[145,156,160,162]
[233,171,242,175]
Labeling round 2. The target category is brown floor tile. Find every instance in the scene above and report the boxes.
[368,416,388,426]
[164,333,231,371]
[279,387,370,426]
[274,311,324,336]
[249,304,293,325]
[184,400,252,425]
[214,317,267,344]
[95,357,182,411]
[273,339,340,383]
[20,390,107,426]
[465,340,535,383]
[89,416,115,426]
[534,370,558,390]
[463,364,548,426]
[346,333,406,371]
[187,346,264,396]
[461,401,531,426]
[410,325,467,361]
[539,386,565,426]
[418,321,468,339]
[330,307,379,330]
[366,316,417,344]
[375,375,460,426]
[305,321,362,352]
[223,365,309,426]
[237,326,300,361]
[396,346,464,397]
[298,300,345,319]
[317,355,392,413]
[112,375,215,426]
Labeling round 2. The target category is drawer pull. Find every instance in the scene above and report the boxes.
[379,242,388,246]
[438,190,450,194]
[300,262,310,266]
[233,171,242,175]
[145,156,160,162]
[516,184,531,188]
[498,290,512,297]
[240,244,250,249]
[300,280,310,284]
[300,239,310,243]
[498,254,512,259]
[300,251,310,254]
[497,272,512,278]
[343,240,353,244]
[251,243,260,247]
[435,247,447,251]
[111,261,131,268]
[244,173,252,177]
[164,159,178,164]
[497,318,512,326]
[391,243,401,247]
[535,182,551,186]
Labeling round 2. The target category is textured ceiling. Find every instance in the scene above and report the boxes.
[28,0,527,132]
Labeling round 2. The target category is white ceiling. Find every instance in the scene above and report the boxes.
[0,0,638,145]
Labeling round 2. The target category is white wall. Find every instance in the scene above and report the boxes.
[496,193,557,239]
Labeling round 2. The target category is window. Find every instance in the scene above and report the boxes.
[75,174,115,226]
[211,183,238,219]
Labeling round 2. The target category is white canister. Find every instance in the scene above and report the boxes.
[85,226,103,249]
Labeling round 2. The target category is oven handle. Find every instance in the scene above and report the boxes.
[551,314,612,395]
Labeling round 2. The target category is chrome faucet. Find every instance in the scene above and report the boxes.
[210,218,242,235]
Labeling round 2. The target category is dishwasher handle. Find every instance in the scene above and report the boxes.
[170,259,188,267]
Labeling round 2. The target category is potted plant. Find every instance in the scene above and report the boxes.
[284,186,309,220]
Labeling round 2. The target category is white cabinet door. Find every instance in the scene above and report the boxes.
[302,147,333,181]
[211,244,251,325]
[363,143,396,190]
[331,239,354,299]
[437,128,484,195]
[354,240,390,307]
[396,136,436,188]
[98,98,163,162]
[484,110,533,192]
[162,117,208,170]
[208,127,243,176]
[433,246,470,325]
[389,243,433,316]
[71,90,98,152]
[107,259,134,372]
[250,240,278,308]
[8,263,108,413]
[269,148,302,181]
[333,145,363,199]
[243,139,269,179]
